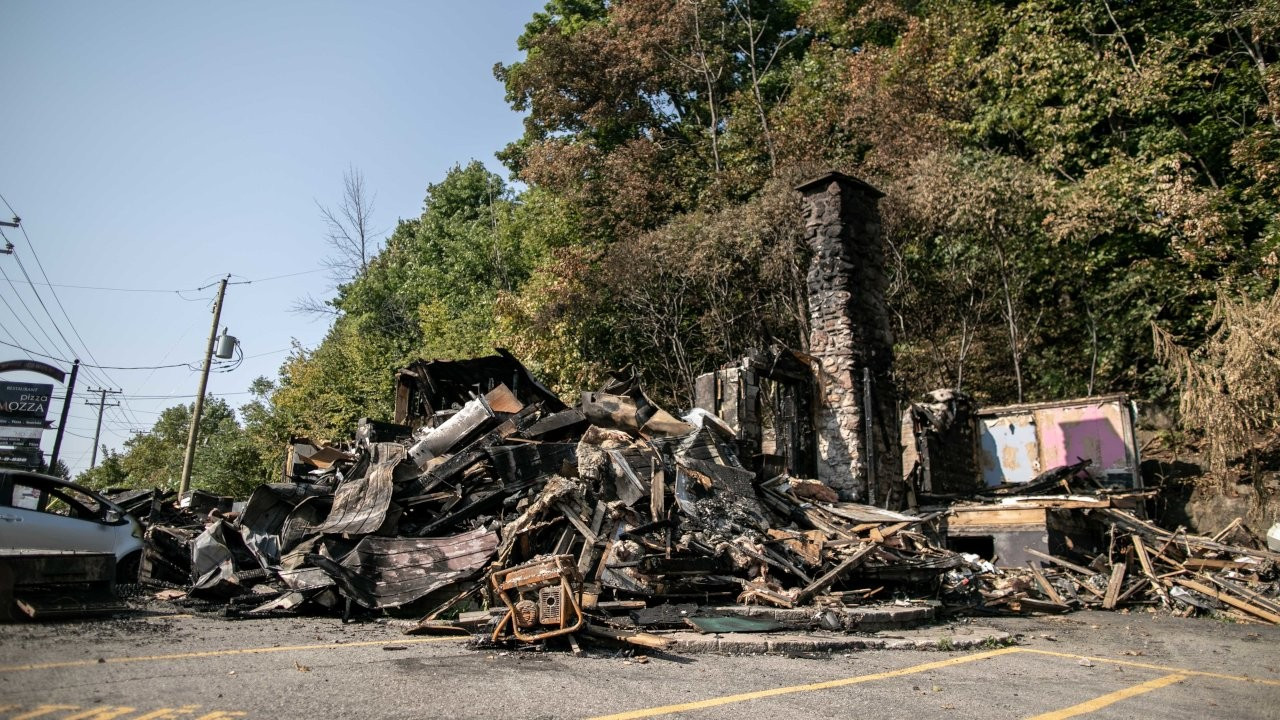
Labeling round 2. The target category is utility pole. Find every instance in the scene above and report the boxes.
[84,387,121,468]
[0,216,17,254]
[48,359,79,470]
[179,276,228,497]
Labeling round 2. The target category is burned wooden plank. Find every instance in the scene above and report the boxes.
[1024,548,1103,580]
[1102,562,1127,610]
[1026,561,1065,605]
[583,623,675,650]
[520,408,588,440]
[488,443,577,485]
[415,480,537,537]
[794,543,876,605]
[638,555,732,576]
[1173,577,1280,625]
[1131,535,1172,607]
[1204,575,1280,617]
[1014,597,1071,614]
[650,459,665,521]
[767,529,824,567]
[555,501,598,545]
[609,447,659,507]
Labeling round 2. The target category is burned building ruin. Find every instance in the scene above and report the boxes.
[696,171,903,507]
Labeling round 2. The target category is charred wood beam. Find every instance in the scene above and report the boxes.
[397,406,541,499]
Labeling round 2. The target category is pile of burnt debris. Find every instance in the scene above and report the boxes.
[118,353,977,647]
[119,351,1280,650]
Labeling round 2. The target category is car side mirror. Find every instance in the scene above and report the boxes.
[104,509,122,523]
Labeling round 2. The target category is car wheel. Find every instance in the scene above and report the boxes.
[116,551,142,585]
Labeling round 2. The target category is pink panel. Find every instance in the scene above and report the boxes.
[1036,403,1127,471]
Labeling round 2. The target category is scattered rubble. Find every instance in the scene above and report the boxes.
[99,352,1279,653]
[967,508,1280,624]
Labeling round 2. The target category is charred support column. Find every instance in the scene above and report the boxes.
[795,171,901,503]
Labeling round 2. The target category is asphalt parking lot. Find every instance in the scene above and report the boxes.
[1,609,1277,720]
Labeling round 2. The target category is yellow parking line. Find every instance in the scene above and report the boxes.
[1016,648,1280,687]
[0,636,458,673]
[584,647,1021,720]
[1024,673,1187,719]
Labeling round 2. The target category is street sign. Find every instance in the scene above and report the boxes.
[0,359,66,383]
[0,446,43,468]
[0,382,53,428]
[0,425,44,442]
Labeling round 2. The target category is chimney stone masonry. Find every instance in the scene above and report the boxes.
[794,171,901,504]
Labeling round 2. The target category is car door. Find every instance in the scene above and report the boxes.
[0,475,119,555]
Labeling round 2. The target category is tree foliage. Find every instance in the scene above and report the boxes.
[168,0,1280,491]
[76,397,263,497]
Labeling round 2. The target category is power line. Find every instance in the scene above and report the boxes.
[229,268,327,285]
[243,346,291,360]
[66,443,92,469]
[7,248,91,372]
[113,391,254,399]
[0,193,308,451]
[0,260,70,361]
[64,409,150,426]
[0,338,200,370]
[0,226,128,425]
[58,429,96,441]
[0,337,270,370]
[92,406,168,416]
[2,276,216,297]
[0,195,151,431]
[0,300,52,360]
[2,268,325,295]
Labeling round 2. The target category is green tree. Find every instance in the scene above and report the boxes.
[43,458,72,481]
[76,397,263,497]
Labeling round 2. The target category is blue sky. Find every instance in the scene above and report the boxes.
[0,0,543,478]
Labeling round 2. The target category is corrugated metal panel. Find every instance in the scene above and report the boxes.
[308,527,498,609]
[313,443,403,536]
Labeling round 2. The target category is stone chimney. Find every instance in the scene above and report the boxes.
[794,171,901,503]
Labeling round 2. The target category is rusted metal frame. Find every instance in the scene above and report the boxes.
[510,576,583,642]
[490,556,585,643]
